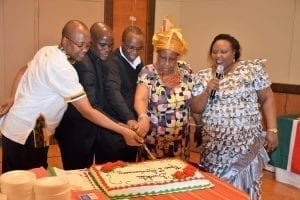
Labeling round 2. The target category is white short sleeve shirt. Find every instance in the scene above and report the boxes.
[0,46,86,144]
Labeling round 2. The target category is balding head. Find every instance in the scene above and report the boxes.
[62,20,89,38]
[89,22,114,61]
[61,20,91,62]
[90,22,113,43]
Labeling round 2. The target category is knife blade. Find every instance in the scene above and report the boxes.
[143,143,156,160]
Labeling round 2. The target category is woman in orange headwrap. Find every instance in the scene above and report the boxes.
[134,17,195,161]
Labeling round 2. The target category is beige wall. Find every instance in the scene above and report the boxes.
[0,0,4,101]
[0,0,104,101]
[290,1,300,84]
[1,0,299,102]
[155,0,300,85]
[0,0,36,101]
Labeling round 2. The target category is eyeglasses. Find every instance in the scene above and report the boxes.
[65,36,90,49]
[123,43,144,52]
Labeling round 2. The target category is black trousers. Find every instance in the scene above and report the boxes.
[56,135,96,170]
[95,129,138,164]
[2,132,49,173]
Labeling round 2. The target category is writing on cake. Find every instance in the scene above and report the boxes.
[89,158,214,199]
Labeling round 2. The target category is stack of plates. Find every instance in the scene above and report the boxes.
[34,176,71,200]
[0,170,36,200]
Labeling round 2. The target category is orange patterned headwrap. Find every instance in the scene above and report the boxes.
[152,16,188,56]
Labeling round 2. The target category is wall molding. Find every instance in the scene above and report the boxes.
[272,83,300,95]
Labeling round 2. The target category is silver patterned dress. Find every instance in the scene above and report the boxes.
[192,59,270,200]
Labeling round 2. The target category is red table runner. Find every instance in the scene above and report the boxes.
[131,172,249,200]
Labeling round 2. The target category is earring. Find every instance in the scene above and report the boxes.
[233,58,236,63]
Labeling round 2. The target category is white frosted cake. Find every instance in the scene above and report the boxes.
[89,159,213,199]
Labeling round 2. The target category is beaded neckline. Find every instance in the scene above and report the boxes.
[160,73,180,87]
[58,46,75,64]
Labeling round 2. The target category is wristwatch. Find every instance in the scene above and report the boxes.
[267,128,278,134]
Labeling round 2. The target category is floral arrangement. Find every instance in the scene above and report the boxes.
[173,165,196,179]
[100,160,126,172]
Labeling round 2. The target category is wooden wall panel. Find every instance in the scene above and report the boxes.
[274,93,288,116]
[272,83,300,116]
[285,94,300,114]
[105,0,155,64]
[113,1,147,46]
[273,93,300,116]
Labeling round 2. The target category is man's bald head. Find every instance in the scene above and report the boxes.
[90,22,113,43]
[61,20,91,62]
[62,20,89,39]
[89,22,114,61]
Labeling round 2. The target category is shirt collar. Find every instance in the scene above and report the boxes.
[58,46,75,64]
[119,46,141,69]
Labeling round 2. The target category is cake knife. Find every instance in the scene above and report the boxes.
[143,143,156,160]
[118,122,156,160]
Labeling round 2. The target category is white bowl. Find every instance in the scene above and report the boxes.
[0,170,36,200]
[35,188,71,200]
[34,176,70,195]
[0,170,36,186]
[1,183,34,193]
[2,191,34,200]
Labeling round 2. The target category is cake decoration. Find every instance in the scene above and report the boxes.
[88,158,214,199]
[100,161,125,172]
[173,164,196,179]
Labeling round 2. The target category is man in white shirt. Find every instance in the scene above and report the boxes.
[0,20,143,173]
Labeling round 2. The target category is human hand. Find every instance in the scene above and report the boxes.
[0,98,14,116]
[264,131,279,152]
[122,128,144,146]
[135,118,150,138]
[127,120,138,130]
[205,78,220,95]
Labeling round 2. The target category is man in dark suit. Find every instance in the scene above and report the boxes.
[99,26,145,162]
[55,22,118,169]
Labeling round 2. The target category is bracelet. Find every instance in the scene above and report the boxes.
[267,128,278,134]
[138,113,149,121]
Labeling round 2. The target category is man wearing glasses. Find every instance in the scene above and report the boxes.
[0,20,142,172]
[100,25,145,163]
[55,22,116,170]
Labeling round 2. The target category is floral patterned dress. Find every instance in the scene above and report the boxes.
[192,59,270,200]
[137,61,195,161]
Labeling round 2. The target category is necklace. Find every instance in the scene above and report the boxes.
[160,73,180,87]
[155,63,181,87]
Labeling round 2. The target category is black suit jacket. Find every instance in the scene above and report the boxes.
[103,48,143,123]
[54,50,107,169]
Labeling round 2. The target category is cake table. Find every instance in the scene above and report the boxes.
[31,166,249,200]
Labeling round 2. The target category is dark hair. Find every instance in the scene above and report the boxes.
[121,26,143,42]
[209,33,241,60]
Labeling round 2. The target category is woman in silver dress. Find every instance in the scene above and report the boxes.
[191,33,278,200]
